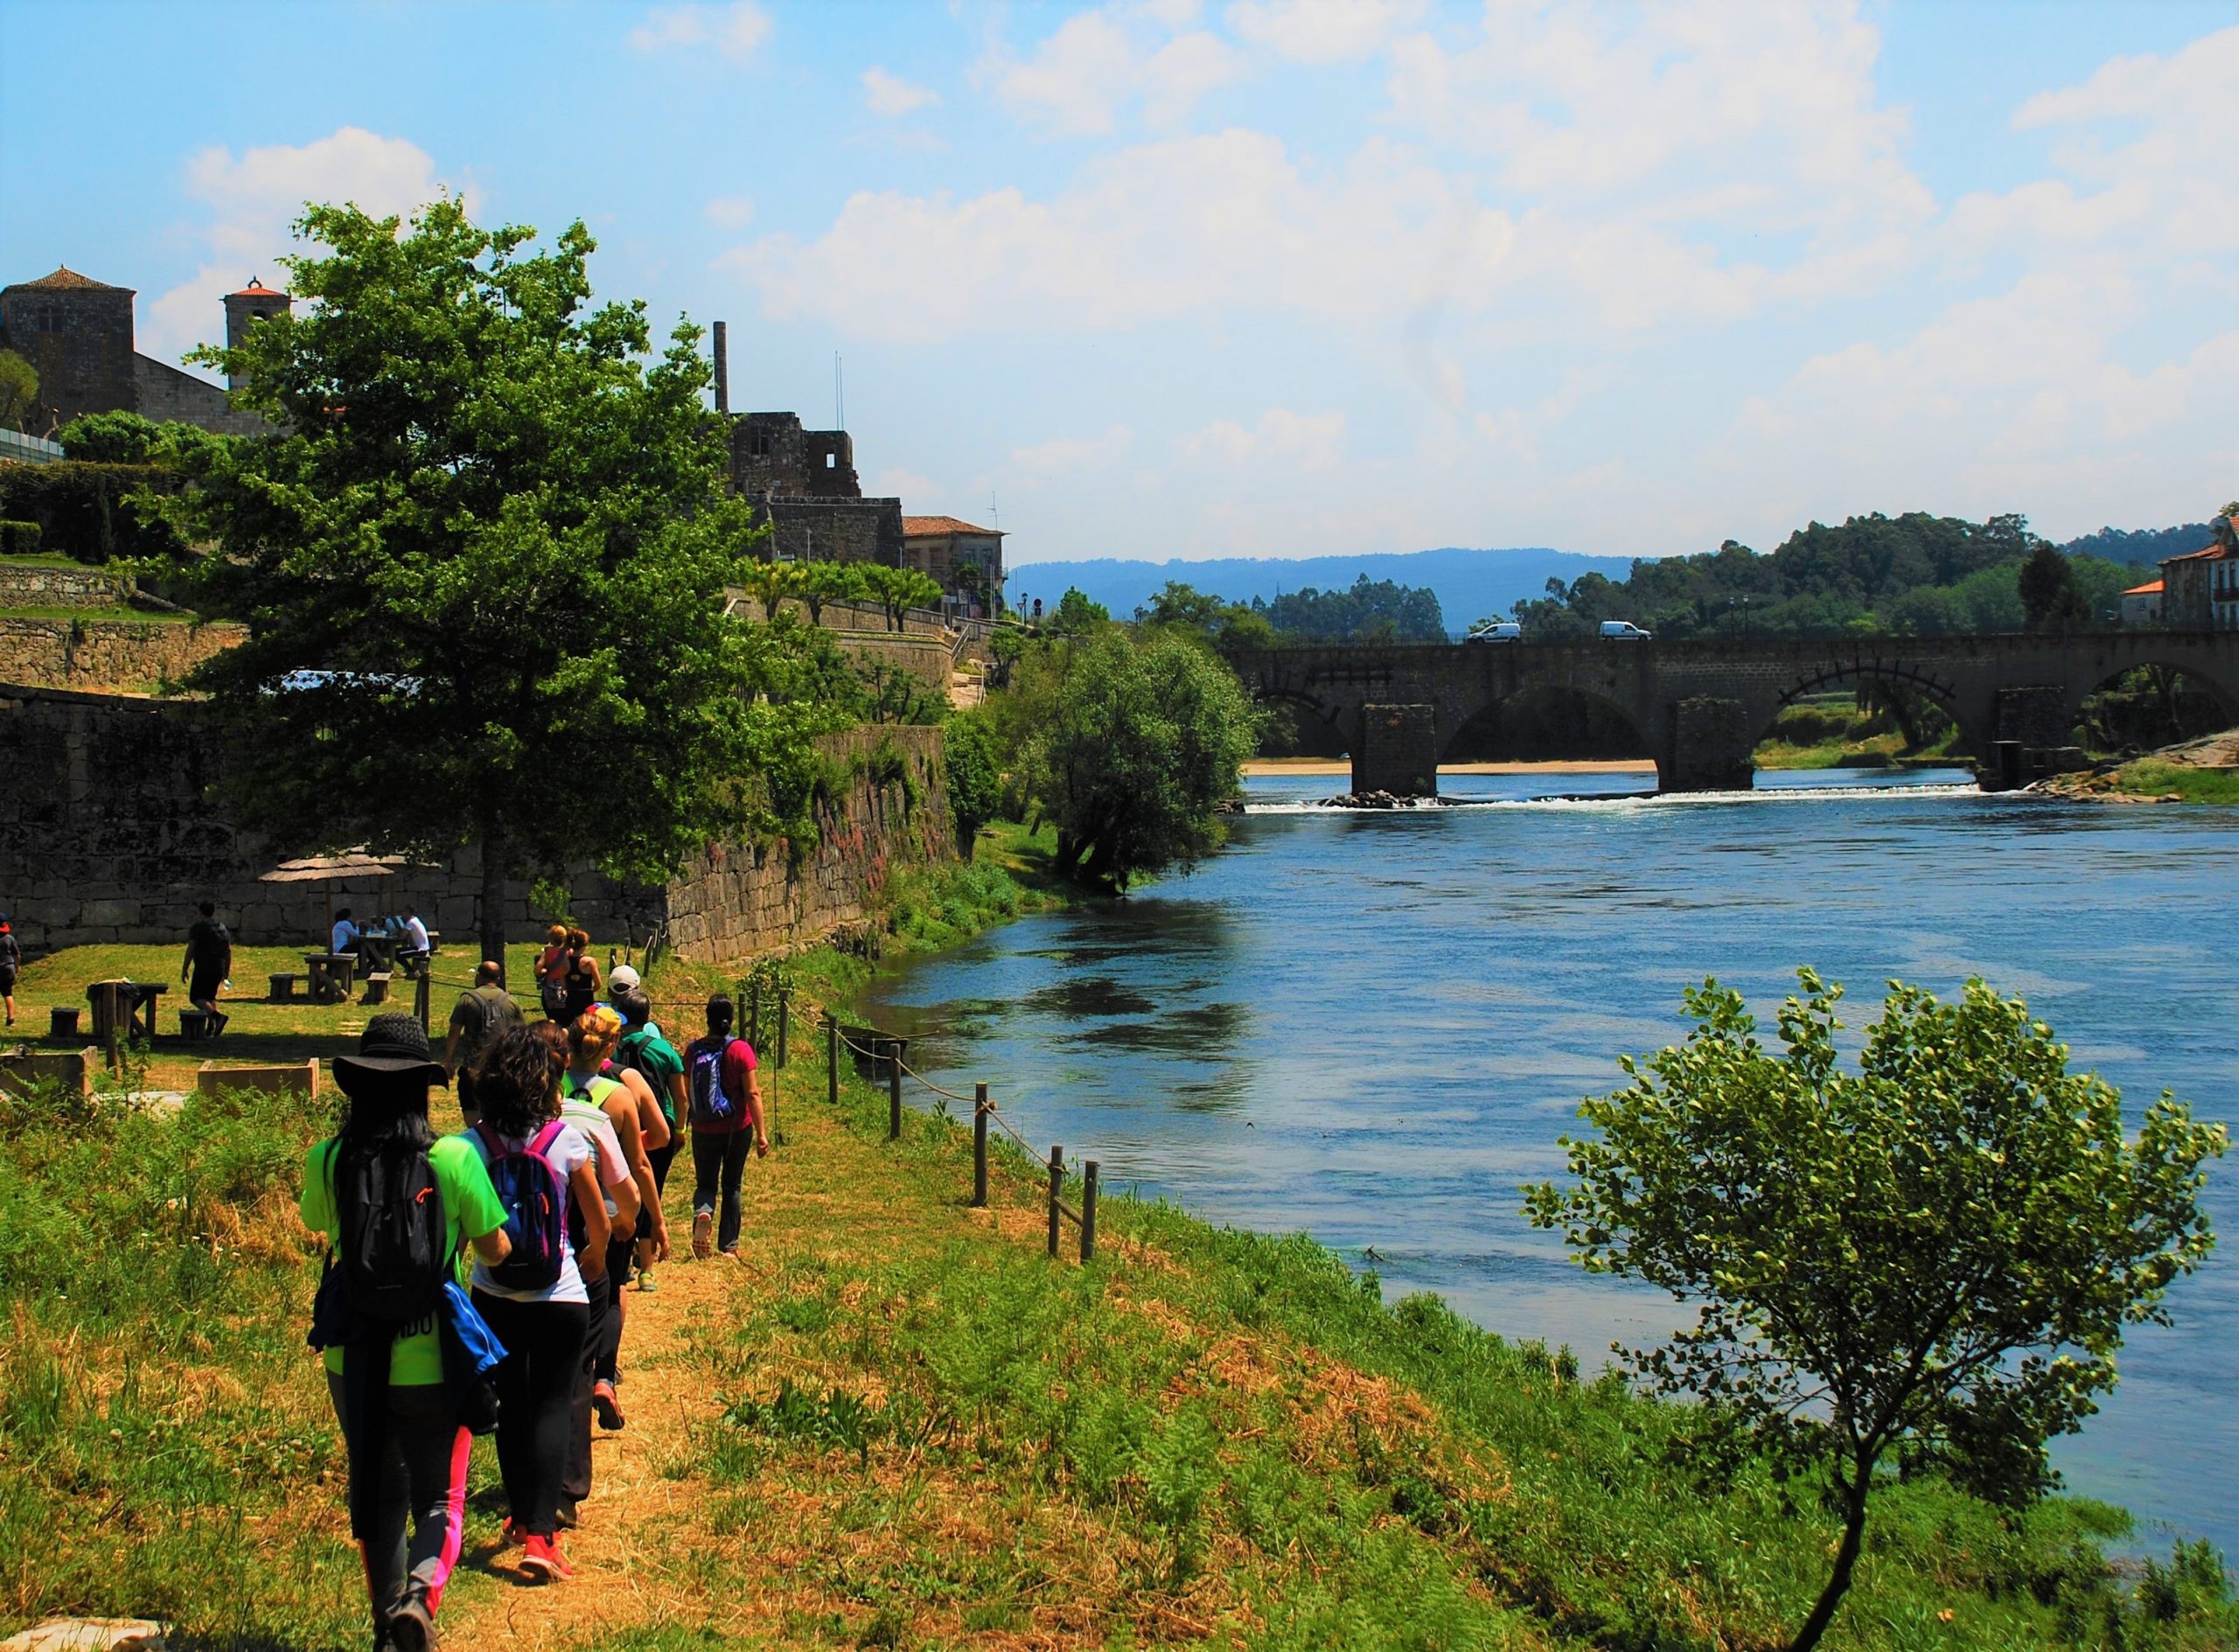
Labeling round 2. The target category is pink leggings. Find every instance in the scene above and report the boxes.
[326,1374,471,1624]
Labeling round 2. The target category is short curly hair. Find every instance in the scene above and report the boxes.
[472,1024,563,1138]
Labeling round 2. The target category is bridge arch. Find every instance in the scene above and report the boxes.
[2067,657,2239,751]
[1439,680,1655,771]
[1768,657,1990,769]
[1249,686,1352,757]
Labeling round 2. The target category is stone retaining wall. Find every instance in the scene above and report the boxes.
[0,561,129,607]
[0,617,245,692]
[0,682,952,963]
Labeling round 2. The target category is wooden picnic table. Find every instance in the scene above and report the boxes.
[356,933,399,974]
[87,980,165,1042]
[304,953,358,1005]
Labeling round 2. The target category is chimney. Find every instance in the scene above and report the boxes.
[712,320,729,415]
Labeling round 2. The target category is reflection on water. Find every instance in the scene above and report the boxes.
[861,767,2239,1556]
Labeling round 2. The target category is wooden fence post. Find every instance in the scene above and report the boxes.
[96,982,122,1077]
[1046,1146,1064,1258]
[1081,1161,1099,1263]
[972,1083,989,1208]
[777,986,789,1068]
[748,980,762,1050]
[888,1052,902,1141]
[414,969,431,1036]
[827,1014,840,1105]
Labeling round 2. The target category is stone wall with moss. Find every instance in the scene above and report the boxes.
[0,616,245,692]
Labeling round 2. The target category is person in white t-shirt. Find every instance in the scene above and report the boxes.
[458,1024,610,1585]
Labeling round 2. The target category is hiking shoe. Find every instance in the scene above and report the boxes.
[592,1379,624,1431]
[520,1534,573,1582]
[387,1595,437,1652]
[497,1517,523,1550]
[692,1210,712,1260]
[636,1267,658,1293]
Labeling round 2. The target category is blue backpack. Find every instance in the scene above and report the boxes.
[475,1119,569,1289]
[689,1038,742,1128]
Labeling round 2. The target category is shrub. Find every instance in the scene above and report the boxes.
[0,519,39,556]
[0,460,189,563]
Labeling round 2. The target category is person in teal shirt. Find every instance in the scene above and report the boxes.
[301,1014,510,1652]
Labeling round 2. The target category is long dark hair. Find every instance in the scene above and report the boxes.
[335,1074,436,1157]
[474,1024,564,1138]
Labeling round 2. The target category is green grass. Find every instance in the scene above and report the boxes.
[0,603,194,624]
[6,825,2234,1649]
[0,552,96,568]
[1756,700,1969,771]
[2103,760,2239,805]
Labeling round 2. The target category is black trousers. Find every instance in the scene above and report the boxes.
[324,1374,471,1631]
[561,1273,606,1506]
[471,1292,588,1538]
[692,1129,752,1252]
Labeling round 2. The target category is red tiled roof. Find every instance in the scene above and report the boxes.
[228,278,284,299]
[2162,544,2234,563]
[2122,580,2164,596]
[902,515,1002,538]
[5,266,131,294]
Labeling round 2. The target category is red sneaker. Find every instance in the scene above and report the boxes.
[520,1533,574,1582]
[498,1517,523,1550]
[592,1379,625,1431]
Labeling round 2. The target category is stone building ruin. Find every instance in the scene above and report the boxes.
[0,266,287,436]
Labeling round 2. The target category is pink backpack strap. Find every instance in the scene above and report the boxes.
[528,1118,566,1157]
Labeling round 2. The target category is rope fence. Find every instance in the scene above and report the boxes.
[831,1016,1099,1263]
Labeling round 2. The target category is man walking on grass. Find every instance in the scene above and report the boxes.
[445,960,522,1125]
[182,902,232,1034]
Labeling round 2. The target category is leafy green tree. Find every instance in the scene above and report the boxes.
[1021,627,1259,889]
[1525,971,2225,1652]
[1260,573,1444,642]
[146,197,791,973]
[941,708,1001,848]
[795,560,867,626]
[56,409,166,463]
[1050,586,1112,634]
[2018,540,2088,631]
[856,562,944,631]
[0,350,39,434]
[736,557,801,621]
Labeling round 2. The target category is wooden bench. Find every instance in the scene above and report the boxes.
[178,1008,220,1042]
[361,972,394,1007]
[269,972,301,1003]
[305,954,357,1005]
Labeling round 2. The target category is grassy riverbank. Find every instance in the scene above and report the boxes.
[2,835,2233,1649]
[2036,730,2239,805]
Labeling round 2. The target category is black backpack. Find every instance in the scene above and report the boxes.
[331,1140,450,1325]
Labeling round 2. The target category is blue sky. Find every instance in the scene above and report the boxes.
[4,1,2233,568]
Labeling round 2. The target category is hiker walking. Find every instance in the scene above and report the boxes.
[460,1023,611,1583]
[684,993,766,1262]
[444,961,523,1126]
[0,913,19,1029]
[614,987,684,1292]
[301,1014,513,1651]
[534,924,570,1021]
[181,902,233,1031]
[554,1011,646,1516]
[559,929,600,1023]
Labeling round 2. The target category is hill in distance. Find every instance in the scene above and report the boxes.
[1008,547,1637,634]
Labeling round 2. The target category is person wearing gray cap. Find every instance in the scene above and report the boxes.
[301,1014,513,1651]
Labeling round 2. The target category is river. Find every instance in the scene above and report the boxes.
[858,767,2239,1556]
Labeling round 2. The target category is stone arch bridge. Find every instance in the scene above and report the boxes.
[1231,631,2239,794]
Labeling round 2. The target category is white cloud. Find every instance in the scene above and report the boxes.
[1228,0,1424,64]
[979,6,1243,136]
[1009,425,1133,485]
[144,127,456,370]
[629,2,771,61]
[704,194,756,229]
[1185,408,1346,470]
[873,467,938,500]
[862,66,940,117]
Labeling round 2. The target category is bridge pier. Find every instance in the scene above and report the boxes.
[1353,703,1439,798]
[1661,696,1756,792]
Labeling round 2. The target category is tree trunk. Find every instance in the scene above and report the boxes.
[1788,1474,1872,1652]
[478,822,509,989]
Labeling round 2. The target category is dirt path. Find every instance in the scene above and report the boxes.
[439,1082,823,1649]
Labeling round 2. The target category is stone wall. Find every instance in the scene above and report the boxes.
[663,725,952,961]
[0,617,245,692]
[0,562,129,607]
[0,682,952,964]
[756,497,904,567]
[132,355,276,438]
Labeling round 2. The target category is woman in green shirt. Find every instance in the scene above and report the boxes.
[302,1014,512,1652]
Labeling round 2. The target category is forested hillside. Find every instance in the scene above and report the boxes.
[1506,512,2187,639]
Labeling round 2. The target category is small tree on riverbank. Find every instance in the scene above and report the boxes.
[1524,971,2225,1652]
[146,199,798,973]
[1017,626,1258,889]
